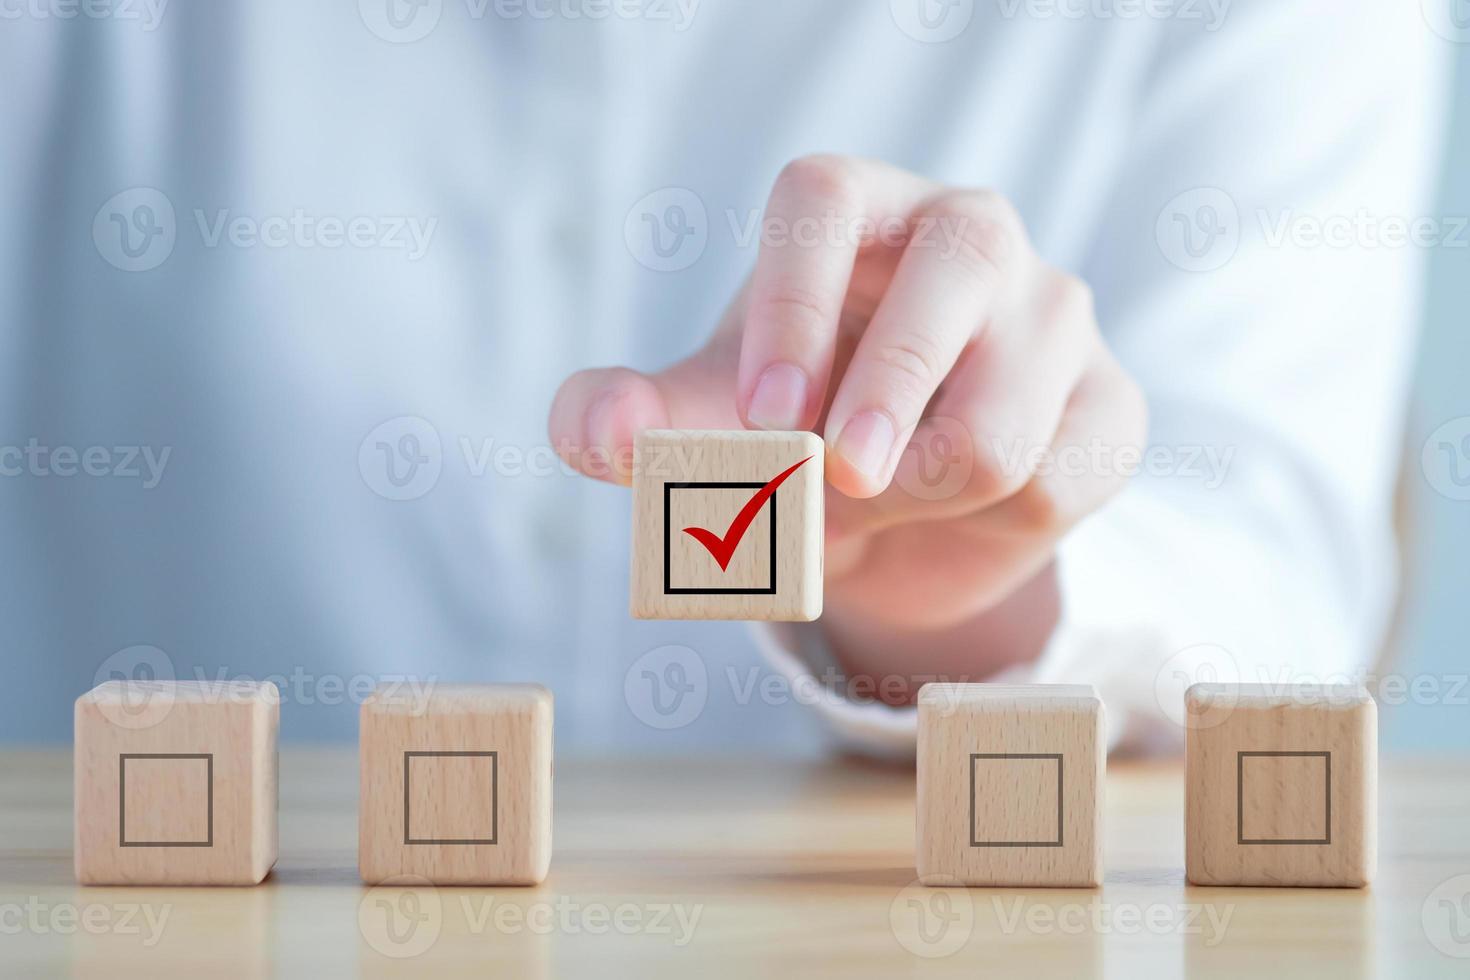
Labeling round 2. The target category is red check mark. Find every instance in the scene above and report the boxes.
[681,456,813,572]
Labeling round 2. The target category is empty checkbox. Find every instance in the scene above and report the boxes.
[969,753,1064,847]
[119,753,213,847]
[403,751,498,845]
[1237,751,1331,845]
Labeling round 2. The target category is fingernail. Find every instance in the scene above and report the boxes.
[746,363,809,431]
[834,411,896,482]
[584,390,621,452]
[585,390,637,482]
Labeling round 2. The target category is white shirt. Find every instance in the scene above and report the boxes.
[0,0,1446,752]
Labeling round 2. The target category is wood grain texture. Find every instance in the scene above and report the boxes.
[917,684,1103,887]
[359,684,552,885]
[630,429,823,621]
[1185,683,1376,887]
[6,750,1469,977]
[73,680,278,885]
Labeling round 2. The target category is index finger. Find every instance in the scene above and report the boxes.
[737,156,937,433]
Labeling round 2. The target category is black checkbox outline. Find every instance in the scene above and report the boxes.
[662,482,778,595]
[969,753,1065,847]
[1236,750,1331,845]
[403,751,498,845]
[119,753,213,847]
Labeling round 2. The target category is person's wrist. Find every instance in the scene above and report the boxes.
[821,561,1061,705]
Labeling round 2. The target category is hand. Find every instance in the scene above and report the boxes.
[550,156,1146,690]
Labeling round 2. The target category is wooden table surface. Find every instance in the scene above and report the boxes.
[2,749,1468,978]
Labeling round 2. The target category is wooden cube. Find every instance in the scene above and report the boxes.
[359,683,552,885]
[74,680,278,885]
[917,684,1104,887]
[630,429,823,621]
[1185,683,1376,887]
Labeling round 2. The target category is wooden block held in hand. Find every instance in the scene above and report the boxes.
[1185,683,1376,887]
[74,680,279,885]
[359,684,553,885]
[917,684,1104,887]
[630,429,823,622]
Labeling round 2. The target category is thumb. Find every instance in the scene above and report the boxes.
[549,290,749,484]
[548,367,671,486]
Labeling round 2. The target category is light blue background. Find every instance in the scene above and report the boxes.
[1391,41,1470,752]
[1,8,1465,751]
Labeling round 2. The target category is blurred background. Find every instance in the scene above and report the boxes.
[0,2,1466,752]
[1399,43,1470,753]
